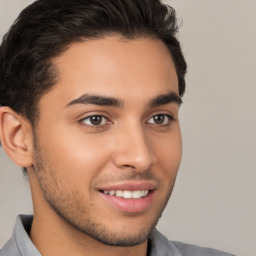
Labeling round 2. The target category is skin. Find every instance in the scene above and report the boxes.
[0,36,182,256]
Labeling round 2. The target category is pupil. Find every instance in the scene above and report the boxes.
[154,115,164,124]
[90,116,102,125]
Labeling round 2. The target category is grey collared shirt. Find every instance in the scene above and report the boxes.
[0,215,236,256]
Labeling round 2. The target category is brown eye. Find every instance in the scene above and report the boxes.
[90,116,103,125]
[153,115,165,124]
[81,115,108,126]
[147,114,172,125]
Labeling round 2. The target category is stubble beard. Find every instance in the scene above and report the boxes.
[32,140,176,247]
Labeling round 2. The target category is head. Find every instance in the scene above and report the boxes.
[0,0,186,249]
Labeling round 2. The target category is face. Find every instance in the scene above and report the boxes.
[31,36,182,246]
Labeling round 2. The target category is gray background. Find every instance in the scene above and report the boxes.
[0,0,255,255]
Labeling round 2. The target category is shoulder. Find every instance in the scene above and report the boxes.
[171,241,236,256]
[149,229,236,256]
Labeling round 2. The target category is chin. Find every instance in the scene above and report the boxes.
[58,209,158,247]
[87,228,152,247]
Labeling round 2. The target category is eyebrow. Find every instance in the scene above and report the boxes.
[66,94,124,108]
[148,91,182,107]
[66,91,182,108]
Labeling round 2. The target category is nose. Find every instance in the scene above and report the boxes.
[112,124,156,173]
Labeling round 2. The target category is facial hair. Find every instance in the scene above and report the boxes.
[32,138,177,247]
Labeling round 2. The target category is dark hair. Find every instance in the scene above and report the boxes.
[0,0,186,125]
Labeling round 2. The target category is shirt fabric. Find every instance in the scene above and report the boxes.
[0,215,236,256]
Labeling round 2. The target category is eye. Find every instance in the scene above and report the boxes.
[147,114,172,125]
[80,115,109,126]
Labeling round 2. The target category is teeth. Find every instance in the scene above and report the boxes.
[102,190,149,199]
[123,191,133,199]
[109,190,115,196]
[132,190,141,199]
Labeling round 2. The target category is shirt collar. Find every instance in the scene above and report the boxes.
[10,214,180,256]
[14,215,41,256]
[149,229,181,256]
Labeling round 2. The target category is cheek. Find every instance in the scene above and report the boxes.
[37,121,114,183]
[152,130,182,173]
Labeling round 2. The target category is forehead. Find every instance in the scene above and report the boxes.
[40,36,178,108]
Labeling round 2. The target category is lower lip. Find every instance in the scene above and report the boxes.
[100,191,154,213]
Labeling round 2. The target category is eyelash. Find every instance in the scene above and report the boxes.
[80,115,111,128]
[79,113,174,129]
[146,114,174,126]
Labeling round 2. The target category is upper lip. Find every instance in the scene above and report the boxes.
[98,181,157,192]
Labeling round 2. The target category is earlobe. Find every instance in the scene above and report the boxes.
[0,107,34,167]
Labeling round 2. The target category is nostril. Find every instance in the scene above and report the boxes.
[123,164,135,168]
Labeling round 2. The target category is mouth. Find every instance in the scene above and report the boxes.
[98,182,156,213]
[99,189,150,199]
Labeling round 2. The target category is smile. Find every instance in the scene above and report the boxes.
[98,181,156,213]
[102,190,149,199]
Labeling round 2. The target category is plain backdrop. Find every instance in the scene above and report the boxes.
[0,1,255,255]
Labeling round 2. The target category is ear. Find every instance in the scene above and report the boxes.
[0,107,34,167]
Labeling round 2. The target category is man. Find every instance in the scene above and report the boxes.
[0,0,235,255]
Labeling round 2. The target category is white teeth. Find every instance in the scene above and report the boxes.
[102,190,149,199]
[109,190,115,196]
[116,190,123,197]
[123,191,133,199]
[132,190,141,199]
